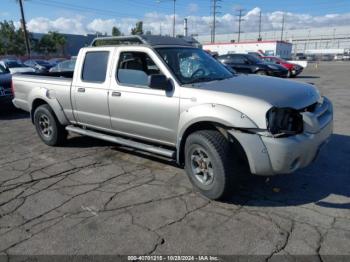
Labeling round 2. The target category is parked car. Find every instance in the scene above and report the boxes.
[334,54,343,61]
[12,35,333,200]
[217,53,288,77]
[49,58,76,72]
[261,56,303,78]
[293,53,307,60]
[306,54,317,62]
[343,53,350,60]
[0,64,13,106]
[48,58,67,67]
[24,59,53,72]
[0,59,35,74]
[320,54,334,61]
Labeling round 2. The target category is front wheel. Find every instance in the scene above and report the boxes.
[256,70,267,76]
[33,104,67,146]
[184,130,238,200]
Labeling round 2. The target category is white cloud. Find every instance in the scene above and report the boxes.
[26,16,86,35]
[188,3,199,13]
[19,8,350,36]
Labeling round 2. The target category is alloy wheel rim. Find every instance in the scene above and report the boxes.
[38,114,53,138]
[190,147,214,186]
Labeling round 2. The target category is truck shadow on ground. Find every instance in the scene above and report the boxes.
[0,106,29,120]
[228,133,350,209]
[295,76,320,79]
[65,133,350,209]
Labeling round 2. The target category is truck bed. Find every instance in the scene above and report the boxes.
[21,71,74,79]
[12,72,73,113]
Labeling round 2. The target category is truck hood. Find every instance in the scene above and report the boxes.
[193,74,320,110]
[182,74,321,128]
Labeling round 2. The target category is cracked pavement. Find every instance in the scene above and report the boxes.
[0,62,349,260]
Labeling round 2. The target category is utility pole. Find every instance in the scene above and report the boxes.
[280,13,285,41]
[236,8,245,43]
[258,10,262,41]
[210,0,221,43]
[172,0,176,37]
[18,0,30,57]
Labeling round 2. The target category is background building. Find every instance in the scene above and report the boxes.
[203,40,292,58]
[196,25,350,55]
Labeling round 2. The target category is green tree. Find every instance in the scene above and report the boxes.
[0,20,27,55]
[33,31,66,55]
[112,26,121,36]
[131,21,143,35]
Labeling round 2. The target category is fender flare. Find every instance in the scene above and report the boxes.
[29,87,70,125]
[176,103,258,163]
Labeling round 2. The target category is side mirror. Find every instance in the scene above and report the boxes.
[148,74,173,91]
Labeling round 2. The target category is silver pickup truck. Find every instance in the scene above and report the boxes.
[12,35,333,200]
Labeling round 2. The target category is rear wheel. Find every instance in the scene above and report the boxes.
[33,104,67,146]
[184,130,239,200]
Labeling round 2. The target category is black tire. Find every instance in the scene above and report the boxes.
[33,104,67,146]
[184,130,238,200]
[256,70,267,76]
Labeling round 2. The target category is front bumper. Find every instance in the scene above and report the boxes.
[291,67,303,76]
[228,97,333,175]
[266,70,289,78]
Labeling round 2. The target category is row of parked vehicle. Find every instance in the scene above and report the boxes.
[214,53,303,78]
[0,57,76,75]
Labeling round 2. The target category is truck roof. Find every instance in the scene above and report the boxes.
[90,35,193,48]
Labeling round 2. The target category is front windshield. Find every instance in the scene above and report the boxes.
[7,61,24,68]
[35,60,50,66]
[246,54,262,64]
[156,47,234,85]
[0,64,7,74]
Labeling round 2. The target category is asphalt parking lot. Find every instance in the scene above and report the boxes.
[0,62,349,260]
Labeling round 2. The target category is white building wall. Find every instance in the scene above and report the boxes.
[196,25,350,55]
[203,41,292,58]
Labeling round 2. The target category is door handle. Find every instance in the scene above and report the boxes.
[77,88,85,93]
[111,91,121,97]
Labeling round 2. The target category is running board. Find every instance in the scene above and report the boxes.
[65,125,175,158]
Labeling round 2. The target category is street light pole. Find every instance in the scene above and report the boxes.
[157,0,176,37]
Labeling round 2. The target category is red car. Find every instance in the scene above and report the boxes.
[262,56,303,78]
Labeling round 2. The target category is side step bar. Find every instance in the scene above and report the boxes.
[66,125,176,159]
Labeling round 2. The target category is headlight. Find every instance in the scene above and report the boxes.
[266,107,303,136]
[267,64,279,70]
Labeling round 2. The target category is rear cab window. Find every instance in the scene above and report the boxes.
[81,51,109,83]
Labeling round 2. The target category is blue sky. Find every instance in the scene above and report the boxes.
[2,0,350,20]
[1,0,350,35]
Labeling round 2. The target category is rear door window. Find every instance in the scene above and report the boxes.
[81,51,109,83]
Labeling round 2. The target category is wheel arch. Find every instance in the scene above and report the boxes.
[30,94,69,126]
[176,120,249,167]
